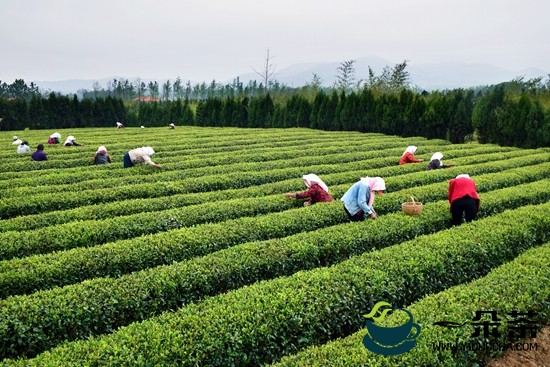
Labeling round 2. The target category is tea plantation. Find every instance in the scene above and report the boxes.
[0,126,548,366]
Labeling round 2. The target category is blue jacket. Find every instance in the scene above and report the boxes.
[341,181,373,217]
[31,150,48,161]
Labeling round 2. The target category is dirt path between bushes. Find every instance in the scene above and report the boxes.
[485,325,549,367]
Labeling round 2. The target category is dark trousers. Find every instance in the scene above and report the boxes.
[123,152,133,168]
[344,205,365,222]
[451,196,478,225]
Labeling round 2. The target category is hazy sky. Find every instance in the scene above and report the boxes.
[1,0,548,83]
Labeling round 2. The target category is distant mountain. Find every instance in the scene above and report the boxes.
[32,56,547,95]
[35,79,101,95]
[236,55,394,88]
[237,56,547,91]
[406,63,547,90]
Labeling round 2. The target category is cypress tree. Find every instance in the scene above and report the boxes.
[472,86,505,143]
[396,89,414,136]
[359,89,376,133]
[524,99,546,148]
[309,91,325,129]
[325,91,339,130]
[514,94,532,147]
[271,104,284,128]
[297,97,311,128]
[284,95,300,128]
[420,93,448,139]
[103,96,117,125]
[210,98,223,126]
[93,98,106,126]
[170,100,183,125]
[447,100,469,143]
[333,91,346,131]
[9,99,29,130]
[247,97,259,128]
[401,95,425,137]
[339,92,358,131]
[261,94,274,128]
[195,100,205,126]
[29,95,48,129]
[381,94,400,135]
[219,98,233,127]
[233,97,248,128]
[181,100,194,126]
[79,98,94,128]
[71,95,80,128]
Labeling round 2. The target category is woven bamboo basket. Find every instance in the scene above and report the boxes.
[402,196,423,216]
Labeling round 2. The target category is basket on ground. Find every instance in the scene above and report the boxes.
[402,196,423,216]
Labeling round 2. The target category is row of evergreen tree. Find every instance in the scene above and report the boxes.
[78,77,289,101]
[0,60,411,102]
[0,77,288,102]
[1,87,549,148]
[0,94,126,131]
[191,87,550,147]
[473,86,549,148]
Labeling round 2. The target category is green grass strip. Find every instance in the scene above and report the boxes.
[0,162,548,298]
[2,202,548,366]
[0,147,533,232]
[0,180,548,359]
[271,242,550,366]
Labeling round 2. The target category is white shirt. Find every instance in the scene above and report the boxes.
[128,147,157,166]
[17,144,31,153]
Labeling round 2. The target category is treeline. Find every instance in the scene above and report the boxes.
[0,77,289,102]
[0,93,126,130]
[473,85,549,148]
[0,60,417,102]
[1,84,549,148]
[0,79,40,100]
[78,77,290,101]
[193,89,474,142]
[193,87,550,147]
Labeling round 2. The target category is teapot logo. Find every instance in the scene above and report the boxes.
[362,301,421,356]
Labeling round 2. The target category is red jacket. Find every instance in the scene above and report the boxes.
[448,177,480,210]
[399,152,422,165]
[295,183,334,204]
